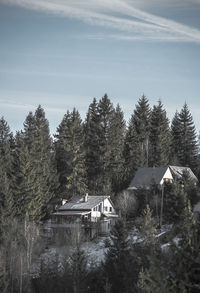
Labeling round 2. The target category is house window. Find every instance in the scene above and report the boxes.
[105,206,108,211]
[110,207,112,212]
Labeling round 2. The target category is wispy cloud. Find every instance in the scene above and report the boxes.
[1,0,200,43]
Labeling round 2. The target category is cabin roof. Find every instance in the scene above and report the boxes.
[169,165,198,182]
[128,167,169,189]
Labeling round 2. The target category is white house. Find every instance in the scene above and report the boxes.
[51,194,118,237]
[128,167,173,190]
[128,165,198,190]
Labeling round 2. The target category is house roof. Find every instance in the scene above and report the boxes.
[128,167,169,189]
[52,211,91,216]
[58,195,110,211]
[169,165,198,182]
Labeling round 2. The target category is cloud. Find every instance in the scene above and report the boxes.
[1,0,200,42]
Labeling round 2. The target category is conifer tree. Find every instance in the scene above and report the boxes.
[123,115,141,186]
[170,209,200,292]
[164,182,187,224]
[108,104,126,193]
[55,109,87,198]
[0,162,13,235]
[149,101,171,167]
[171,103,198,171]
[0,118,13,233]
[178,200,195,246]
[170,110,181,165]
[97,94,114,194]
[84,98,102,194]
[34,105,59,202]
[133,95,151,167]
[0,117,13,176]
[11,132,35,219]
[138,205,157,247]
[70,244,88,293]
[22,106,56,221]
[103,219,134,293]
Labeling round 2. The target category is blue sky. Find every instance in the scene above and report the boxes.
[0,0,200,134]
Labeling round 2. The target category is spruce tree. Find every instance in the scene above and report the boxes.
[133,95,151,167]
[108,104,126,194]
[123,115,141,187]
[0,117,13,176]
[0,162,13,235]
[149,101,171,167]
[55,109,87,198]
[103,219,134,293]
[0,118,13,233]
[84,98,102,194]
[70,244,88,293]
[34,105,58,204]
[170,208,200,292]
[164,181,187,224]
[171,103,198,171]
[170,110,181,165]
[11,132,35,219]
[138,205,157,247]
[97,94,114,194]
[22,106,56,221]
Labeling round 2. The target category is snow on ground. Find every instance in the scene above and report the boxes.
[31,223,173,276]
[82,236,108,265]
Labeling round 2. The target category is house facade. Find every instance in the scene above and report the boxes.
[51,194,118,238]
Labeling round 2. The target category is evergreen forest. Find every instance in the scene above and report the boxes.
[1,94,200,292]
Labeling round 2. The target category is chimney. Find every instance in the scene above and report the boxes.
[84,193,88,202]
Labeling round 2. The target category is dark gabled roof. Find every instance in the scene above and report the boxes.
[169,166,198,182]
[128,167,169,189]
[58,195,110,211]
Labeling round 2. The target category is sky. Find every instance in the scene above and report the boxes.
[0,0,200,134]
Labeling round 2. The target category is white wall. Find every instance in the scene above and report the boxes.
[160,167,173,185]
[91,197,115,221]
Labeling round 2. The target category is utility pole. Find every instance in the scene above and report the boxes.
[160,184,164,228]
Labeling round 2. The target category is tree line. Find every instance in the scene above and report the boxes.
[0,94,200,292]
[0,94,199,224]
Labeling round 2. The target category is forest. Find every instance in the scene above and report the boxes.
[0,94,200,292]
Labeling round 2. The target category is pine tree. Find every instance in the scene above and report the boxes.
[84,98,102,194]
[0,118,13,233]
[11,132,34,219]
[55,109,87,198]
[0,117,13,176]
[103,219,135,293]
[70,244,88,293]
[0,162,13,235]
[137,254,171,293]
[108,104,126,194]
[133,95,151,167]
[171,103,198,171]
[123,115,141,187]
[164,181,187,224]
[170,110,181,165]
[169,208,200,292]
[138,205,158,247]
[149,101,171,167]
[97,94,114,194]
[22,106,56,221]
[34,105,58,205]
